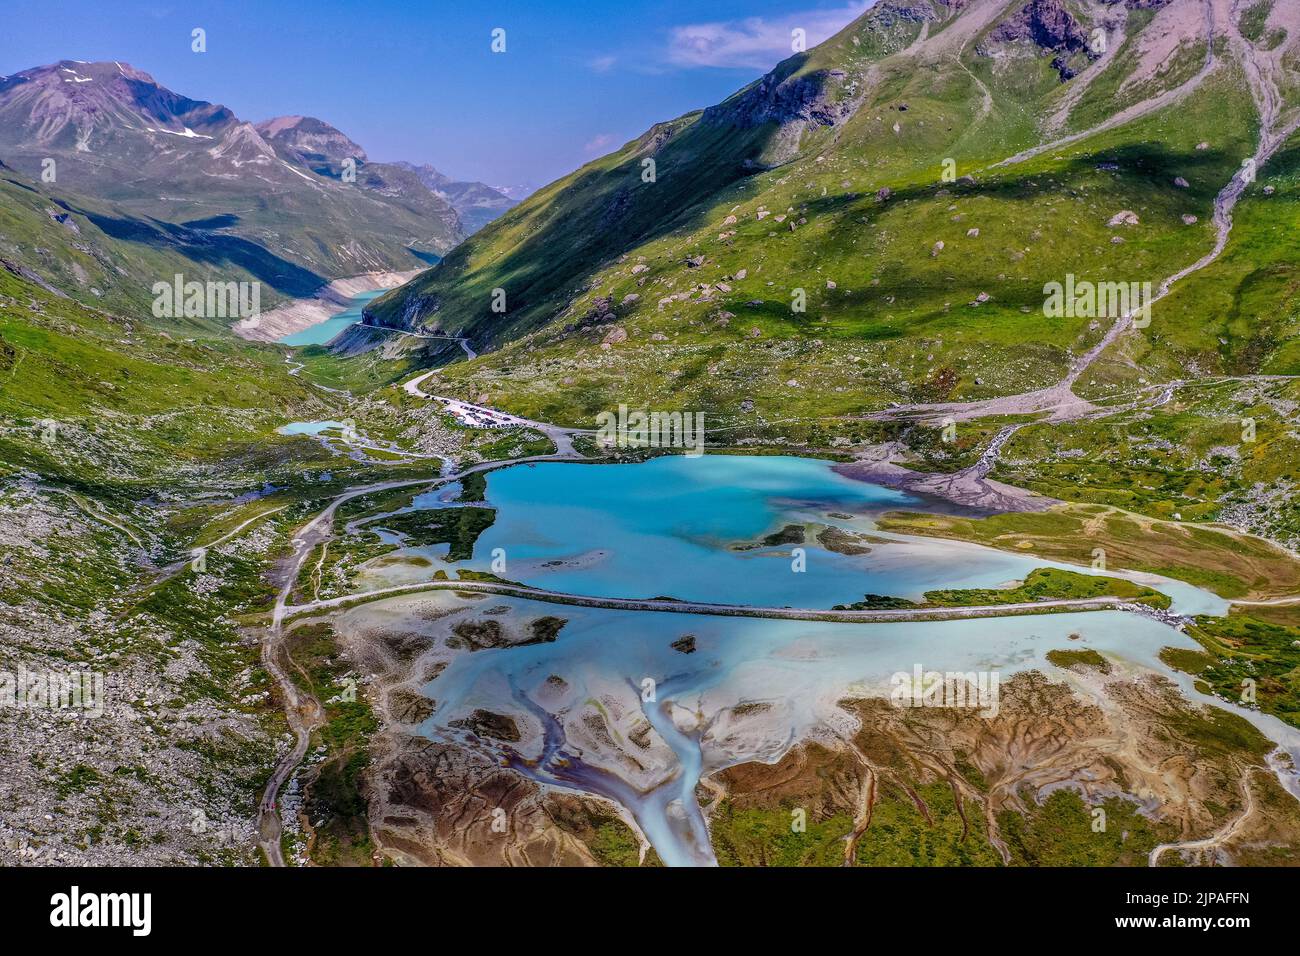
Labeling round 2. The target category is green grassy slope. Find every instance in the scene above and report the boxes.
[368,0,1283,429]
[0,162,320,324]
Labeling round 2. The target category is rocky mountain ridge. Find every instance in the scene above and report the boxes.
[0,61,500,304]
[366,0,1300,427]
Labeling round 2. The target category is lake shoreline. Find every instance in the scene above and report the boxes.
[833,441,1059,514]
[231,269,423,343]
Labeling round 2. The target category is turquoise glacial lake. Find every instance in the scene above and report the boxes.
[370,454,1227,615]
[278,289,387,346]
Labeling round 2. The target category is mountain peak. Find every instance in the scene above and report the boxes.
[0,58,234,151]
[388,161,519,233]
[390,160,452,189]
[9,59,160,88]
[254,115,368,164]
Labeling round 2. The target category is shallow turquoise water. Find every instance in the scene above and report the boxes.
[277,420,346,436]
[390,592,1296,866]
[420,601,1204,751]
[384,593,1247,867]
[279,289,387,346]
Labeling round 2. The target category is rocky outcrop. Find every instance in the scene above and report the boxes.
[699,62,865,166]
[449,708,521,743]
[985,0,1099,79]
[390,161,518,234]
[254,114,368,165]
[0,257,67,297]
[992,0,1089,48]
[872,1,939,27]
[703,66,859,134]
[631,118,689,157]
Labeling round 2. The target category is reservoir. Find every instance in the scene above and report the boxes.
[278,289,387,346]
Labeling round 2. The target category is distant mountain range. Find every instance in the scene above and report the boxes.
[0,60,512,317]
[391,162,519,234]
[366,0,1300,423]
[487,182,537,202]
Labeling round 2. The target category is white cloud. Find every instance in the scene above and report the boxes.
[667,2,871,70]
[583,132,616,153]
[589,55,617,73]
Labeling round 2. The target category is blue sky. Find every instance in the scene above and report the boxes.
[1,0,869,190]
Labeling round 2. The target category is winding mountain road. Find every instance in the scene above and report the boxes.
[1149,766,1262,866]
[862,9,1300,435]
[255,440,586,864]
[375,327,477,359]
[402,369,590,456]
